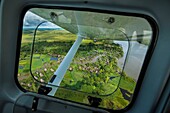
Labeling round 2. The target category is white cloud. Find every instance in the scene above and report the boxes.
[23,11,61,28]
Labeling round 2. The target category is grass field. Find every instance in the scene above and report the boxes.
[18,29,136,110]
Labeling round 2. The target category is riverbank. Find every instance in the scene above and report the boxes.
[115,41,148,81]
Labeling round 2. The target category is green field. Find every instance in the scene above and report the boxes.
[18,29,136,110]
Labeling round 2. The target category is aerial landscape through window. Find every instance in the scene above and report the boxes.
[18,8,153,110]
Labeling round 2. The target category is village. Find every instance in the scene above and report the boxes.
[18,29,136,109]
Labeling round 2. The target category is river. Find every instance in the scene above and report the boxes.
[114,41,148,81]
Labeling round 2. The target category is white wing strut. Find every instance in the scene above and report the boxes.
[47,11,85,96]
[47,34,84,96]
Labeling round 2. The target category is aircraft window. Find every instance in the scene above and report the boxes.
[18,8,153,110]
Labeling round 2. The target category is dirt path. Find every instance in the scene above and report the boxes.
[74,54,105,64]
[18,74,30,81]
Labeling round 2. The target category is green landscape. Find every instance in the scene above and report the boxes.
[18,29,136,110]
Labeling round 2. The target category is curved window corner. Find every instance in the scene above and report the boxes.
[17,7,155,111]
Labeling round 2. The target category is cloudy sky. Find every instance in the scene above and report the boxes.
[23,11,60,28]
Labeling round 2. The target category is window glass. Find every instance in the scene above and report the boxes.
[18,8,153,110]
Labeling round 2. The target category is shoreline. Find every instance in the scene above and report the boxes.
[115,41,148,81]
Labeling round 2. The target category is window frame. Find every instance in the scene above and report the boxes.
[15,5,158,113]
